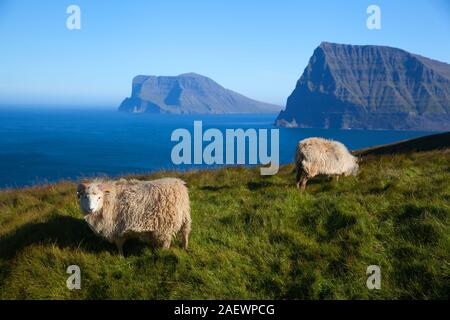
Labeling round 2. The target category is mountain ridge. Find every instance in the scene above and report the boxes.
[119,73,281,114]
[276,42,450,130]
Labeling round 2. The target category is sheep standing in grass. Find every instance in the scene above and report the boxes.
[295,137,359,191]
[77,178,191,255]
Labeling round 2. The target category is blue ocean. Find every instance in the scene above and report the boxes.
[0,108,437,189]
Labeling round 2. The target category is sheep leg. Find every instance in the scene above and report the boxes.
[161,236,172,249]
[153,233,172,249]
[300,178,308,191]
[296,168,308,191]
[115,238,125,257]
[295,174,301,189]
[295,166,304,189]
[334,175,340,182]
[181,218,191,250]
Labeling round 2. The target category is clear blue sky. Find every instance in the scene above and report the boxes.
[0,0,449,107]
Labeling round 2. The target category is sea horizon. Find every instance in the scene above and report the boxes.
[0,107,439,189]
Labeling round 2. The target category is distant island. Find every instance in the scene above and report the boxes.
[119,73,281,114]
[276,42,450,131]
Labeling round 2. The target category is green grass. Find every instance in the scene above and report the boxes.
[0,149,449,299]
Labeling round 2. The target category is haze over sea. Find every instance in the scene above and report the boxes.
[0,107,437,189]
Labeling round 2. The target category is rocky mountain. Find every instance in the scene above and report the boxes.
[276,42,450,130]
[119,73,281,114]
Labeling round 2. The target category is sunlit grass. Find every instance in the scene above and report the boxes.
[0,150,449,299]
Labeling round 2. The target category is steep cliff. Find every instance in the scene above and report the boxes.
[276,42,450,130]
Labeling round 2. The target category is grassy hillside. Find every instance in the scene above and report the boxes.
[0,148,449,299]
[354,131,450,156]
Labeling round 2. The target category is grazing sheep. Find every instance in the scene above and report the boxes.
[77,178,191,255]
[295,137,359,191]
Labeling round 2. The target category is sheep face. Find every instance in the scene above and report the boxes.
[345,157,359,176]
[77,183,107,214]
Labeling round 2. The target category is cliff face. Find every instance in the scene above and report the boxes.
[276,42,450,130]
[119,73,281,114]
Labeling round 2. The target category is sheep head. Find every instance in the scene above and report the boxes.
[348,156,360,176]
[77,182,111,215]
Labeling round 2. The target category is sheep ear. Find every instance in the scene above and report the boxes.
[77,183,87,193]
[98,183,111,193]
[77,183,87,198]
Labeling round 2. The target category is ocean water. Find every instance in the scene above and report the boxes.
[0,108,437,189]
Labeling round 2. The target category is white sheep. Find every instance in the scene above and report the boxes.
[77,178,191,255]
[295,137,359,190]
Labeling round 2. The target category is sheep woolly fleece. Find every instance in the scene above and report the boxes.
[78,178,191,252]
[295,137,358,189]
